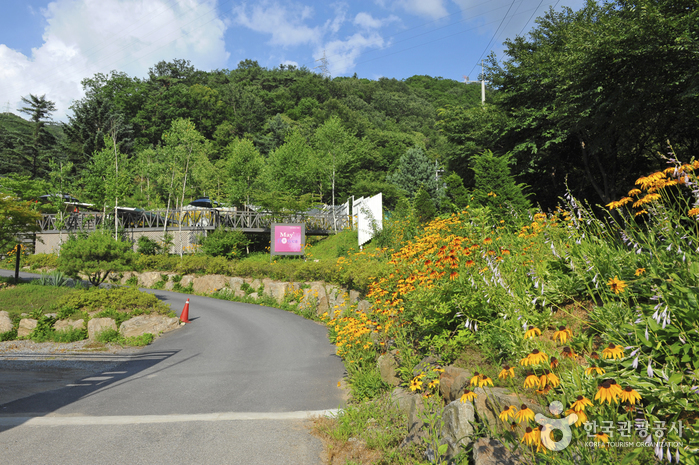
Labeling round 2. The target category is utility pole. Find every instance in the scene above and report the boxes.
[464,62,488,105]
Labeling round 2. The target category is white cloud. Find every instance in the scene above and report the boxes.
[377,0,448,19]
[319,32,387,76]
[232,2,324,46]
[353,12,400,29]
[0,0,229,121]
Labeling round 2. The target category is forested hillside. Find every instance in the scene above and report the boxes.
[1,0,697,218]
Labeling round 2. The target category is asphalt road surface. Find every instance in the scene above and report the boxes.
[0,270,346,464]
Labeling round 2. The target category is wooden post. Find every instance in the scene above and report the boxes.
[14,244,21,284]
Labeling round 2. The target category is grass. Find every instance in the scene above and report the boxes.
[0,279,80,320]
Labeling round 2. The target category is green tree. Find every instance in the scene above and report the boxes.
[0,192,41,253]
[17,94,58,179]
[387,146,439,199]
[471,150,530,217]
[225,138,263,207]
[413,184,436,224]
[58,230,133,286]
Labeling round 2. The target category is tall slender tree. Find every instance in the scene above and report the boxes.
[17,94,57,178]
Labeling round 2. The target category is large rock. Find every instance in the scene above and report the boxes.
[139,271,162,288]
[228,277,245,292]
[263,281,289,303]
[474,387,545,439]
[390,387,416,416]
[400,393,428,450]
[440,399,476,459]
[192,274,228,294]
[180,275,194,288]
[440,366,473,403]
[17,318,37,337]
[119,314,179,338]
[0,311,12,333]
[357,300,372,312]
[87,317,117,340]
[54,319,85,332]
[377,352,401,386]
[349,290,361,304]
[473,437,523,465]
[413,356,439,378]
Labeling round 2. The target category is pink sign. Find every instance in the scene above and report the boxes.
[273,224,304,254]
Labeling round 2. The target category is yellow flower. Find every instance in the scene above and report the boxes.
[594,380,620,405]
[499,405,518,422]
[521,426,538,446]
[635,268,646,276]
[520,349,548,366]
[498,365,515,380]
[479,376,494,388]
[566,408,586,427]
[635,209,648,217]
[553,326,573,344]
[607,276,627,294]
[549,357,559,369]
[619,386,642,405]
[409,377,422,392]
[514,404,535,423]
[428,380,439,389]
[689,208,699,217]
[524,326,541,339]
[595,432,610,444]
[469,372,481,387]
[524,373,539,388]
[460,389,477,403]
[585,366,606,376]
[628,188,642,196]
[602,343,624,360]
[570,395,593,412]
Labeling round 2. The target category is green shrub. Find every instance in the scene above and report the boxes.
[1,328,17,341]
[55,287,170,314]
[126,275,138,286]
[175,255,229,275]
[124,333,154,346]
[30,316,58,342]
[137,236,161,255]
[58,230,135,286]
[25,253,59,270]
[33,270,70,287]
[53,327,87,343]
[199,228,249,258]
[96,328,121,343]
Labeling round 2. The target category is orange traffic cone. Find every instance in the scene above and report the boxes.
[180,298,191,323]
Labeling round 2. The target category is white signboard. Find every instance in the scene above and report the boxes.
[356,193,383,246]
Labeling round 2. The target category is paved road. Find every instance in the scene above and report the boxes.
[0,270,346,464]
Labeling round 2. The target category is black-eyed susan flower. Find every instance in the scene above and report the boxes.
[594,380,620,405]
[602,343,624,360]
[499,405,518,422]
[524,326,542,339]
[524,372,539,388]
[515,404,535,423]
[549,357,559,369]
[479,376,494,388]
[635,268,646,276]
[590,352,600,360]
[689,208,699,217]
[520,349,548,366]
[470,372,481,387]
[561,346,577,359]
[544,371,560,388]
[619,386,642,405]
[595,432,610,443]
[570,395,593,412]
[553,326,573,344]
[522,427,537,446]
[607,276,627,294]
[566,408,586,427]
[499,364,515,380]
[409,377,422,392]
[585,366,606,376]
[460,389,477,403]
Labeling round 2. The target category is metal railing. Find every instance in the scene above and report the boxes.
[37,208,351,234]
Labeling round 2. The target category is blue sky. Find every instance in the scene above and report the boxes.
[0,0,586,121]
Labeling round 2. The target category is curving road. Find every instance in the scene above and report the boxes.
[0,270,346,464]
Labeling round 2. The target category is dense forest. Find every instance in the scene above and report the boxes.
[1,0,697,217]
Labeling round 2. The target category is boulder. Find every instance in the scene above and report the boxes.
[440,366,473,403]
[400,393,428,450]
[228,277,245,292]
[473,387,545,439]
[87,317,117,340]
[180,275,194,288]
[192,274,228,294]
[440,399,476,458]
[119,315,179,338]
[263,281,288,303]
[377,352,401,386]
[357,300,372,312]
[473,437,523,465]
[120,271,137,285]
[139,271,162,288]
[54,319,84,332]
[0,311,13,333]
[413,356,439,378]
[390,387,416,416]
[17,318,37,337]
[349,290,361,304]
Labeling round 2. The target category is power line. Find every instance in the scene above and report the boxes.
[468,0,518,79]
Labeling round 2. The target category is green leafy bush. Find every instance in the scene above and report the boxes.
[55,287,170,314]
[137,236,161,255]
[58,230,134,285]
[25,253,59,270]
[199,228,250,258]
[53,327,87,343]
[96,328,121,343]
